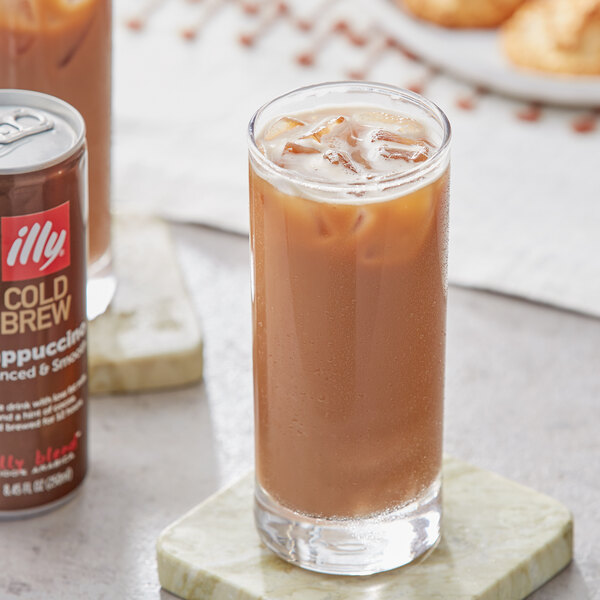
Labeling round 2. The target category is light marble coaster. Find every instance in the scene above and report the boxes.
[157,457,573,600]
[88,214,203,394]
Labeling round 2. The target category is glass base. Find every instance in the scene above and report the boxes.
[254,479,442,576]
[87,249,116,321]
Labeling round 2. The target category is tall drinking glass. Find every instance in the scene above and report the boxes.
[248,82,451,575]
[0,0,114,319]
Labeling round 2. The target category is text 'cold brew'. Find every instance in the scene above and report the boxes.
[0,90,88,518]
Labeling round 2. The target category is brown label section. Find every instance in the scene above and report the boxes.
[0,147,88,513]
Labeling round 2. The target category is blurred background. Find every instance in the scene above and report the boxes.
[112,0,600,316]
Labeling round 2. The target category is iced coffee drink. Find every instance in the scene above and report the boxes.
[0,0,114,318]
[248,83,451,575]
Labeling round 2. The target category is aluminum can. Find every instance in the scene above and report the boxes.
[0,90,88,518]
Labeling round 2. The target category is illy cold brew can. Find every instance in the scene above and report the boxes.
[0,90,88,518]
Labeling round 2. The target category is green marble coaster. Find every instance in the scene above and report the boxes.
[88,214,203,395]
[156,457,572,600]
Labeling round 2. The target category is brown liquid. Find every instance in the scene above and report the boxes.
[251,108,448,518]
[0,0,112,266]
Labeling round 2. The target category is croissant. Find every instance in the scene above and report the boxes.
[400,0,527,29]
[502,0,600,75]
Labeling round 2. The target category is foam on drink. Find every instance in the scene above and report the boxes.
[259,108,434,185]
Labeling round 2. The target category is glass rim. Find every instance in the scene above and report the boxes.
[247,81,451,195]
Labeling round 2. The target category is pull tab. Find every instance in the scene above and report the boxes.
[0,108,54,145]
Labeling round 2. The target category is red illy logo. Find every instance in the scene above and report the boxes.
[1,202,70,282]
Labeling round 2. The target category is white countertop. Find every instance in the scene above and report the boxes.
[1,224,598,599]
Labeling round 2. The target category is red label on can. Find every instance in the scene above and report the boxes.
[1,202,71,282]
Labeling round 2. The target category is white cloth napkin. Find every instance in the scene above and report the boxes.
[113,0,600,317]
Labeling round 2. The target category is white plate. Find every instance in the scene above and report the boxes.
[387,6,600,107]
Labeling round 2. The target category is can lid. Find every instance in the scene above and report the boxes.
[0,89,86,175]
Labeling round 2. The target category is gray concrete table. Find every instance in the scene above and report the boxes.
[1,225,598,599]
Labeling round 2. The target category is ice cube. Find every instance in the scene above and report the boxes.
[10,0,36,22]
[352,209,367,233]
[303,116,346,142]
[314,206,367,238]
[6,0,36,55]
[378,144,429,163]
[316,215,331,237]
[350,148,372,171]
[59,15,96,68]
[371,129,428,146]
[324,149,359,173]
[357,112,427,139]
[283,142,320,154]
[264,117,305,141]
[355,111,408,127]
[346,126,360,147]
